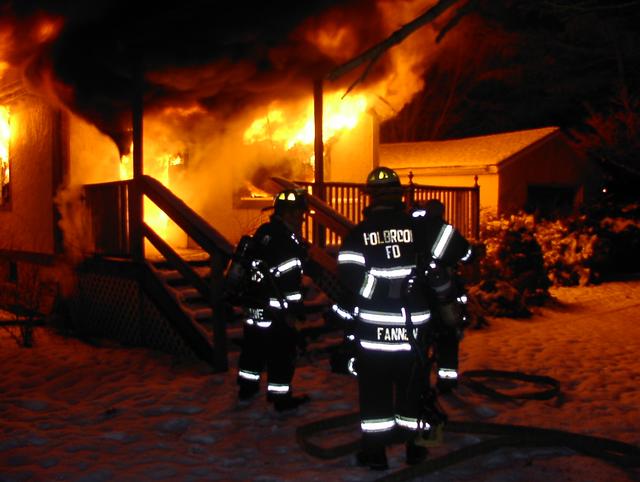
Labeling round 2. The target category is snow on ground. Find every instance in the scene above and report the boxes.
[1,280,639,482]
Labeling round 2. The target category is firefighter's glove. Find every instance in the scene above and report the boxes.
[344,335,358,377]
[329,335,358,376]
[416,420,445,447]
[347,356,358,377]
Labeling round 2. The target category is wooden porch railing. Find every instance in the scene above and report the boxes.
[83,176,234,370]
[284,175,480,246]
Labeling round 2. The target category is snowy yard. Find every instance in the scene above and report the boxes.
[1,280,639,481]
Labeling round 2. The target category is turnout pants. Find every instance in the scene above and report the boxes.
[237,314,298,400]
[357,348,427,451]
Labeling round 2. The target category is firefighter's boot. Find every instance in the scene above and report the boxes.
[356,437,389,471]
[272,393,310,412]
[356,447,389,471]
[436,377,458,394]
[238,382,259,401]
[405,440,428,465]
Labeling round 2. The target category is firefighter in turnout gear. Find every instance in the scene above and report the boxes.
[336,167,432,470]
[236,189,311,412]
[411,198,473,393]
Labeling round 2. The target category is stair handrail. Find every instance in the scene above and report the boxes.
[271,176,354,238]
[140,175,234,259]
[139,175,232,371]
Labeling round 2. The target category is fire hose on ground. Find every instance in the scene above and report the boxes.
[295,369,640,481]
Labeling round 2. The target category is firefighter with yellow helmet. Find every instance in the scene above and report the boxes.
[235,189,311,412]
[336,167,432,470]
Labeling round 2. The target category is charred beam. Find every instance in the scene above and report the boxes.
[327,0,462,95]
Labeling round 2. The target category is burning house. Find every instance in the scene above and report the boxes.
[0,1,601,364]
[0,1,451,364]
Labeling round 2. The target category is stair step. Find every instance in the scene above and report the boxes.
[170,286,205,303]
[155,266,211,283]
[148,247,211,264]
[185,305,214,321]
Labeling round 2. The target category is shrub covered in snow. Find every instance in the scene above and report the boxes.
[534,216,601,287]
[468,214,549,318]
[468,201,640,318]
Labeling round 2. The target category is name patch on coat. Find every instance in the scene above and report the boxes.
[377,327,419,341]
[363,229,413,246]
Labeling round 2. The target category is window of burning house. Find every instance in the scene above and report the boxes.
[0,105,10,207]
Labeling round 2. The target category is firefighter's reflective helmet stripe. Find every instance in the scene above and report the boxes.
[271,257,302,277]
[238,369,260,381]
[269,298,288,309]
[332,304,354,320]
[360,340,412,352]
[338,251,366,265]
[395,414,421,430]
[359,309,430,325]
[359,273,377,299]
[267,382,290,394]
[284,291,302,302]
[361,417,396,433]
[411,209,426,218]
[461,246,473,262]
[432,223,455,259]
[438,368,458,380]
[369,265,415,279]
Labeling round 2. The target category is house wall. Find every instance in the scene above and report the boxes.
[326,113,378,183]
[497,134,592,215]
[0,95,57,255]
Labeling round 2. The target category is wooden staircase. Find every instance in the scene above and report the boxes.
[83,175,352,371]
[146,248,247,353]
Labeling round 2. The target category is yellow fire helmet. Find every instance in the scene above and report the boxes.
[366,166,401,188]
[273,188,308,213]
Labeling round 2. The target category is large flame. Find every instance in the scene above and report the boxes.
[244,91,368,149]
[119,144,184,240]
[242,90,370,175]
[241,1,437,178]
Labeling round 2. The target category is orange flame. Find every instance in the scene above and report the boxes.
[243,90,370,170]
[34,18,62,43]
[120,143,184,240]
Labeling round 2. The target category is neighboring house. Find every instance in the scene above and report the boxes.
[379,126,601,218]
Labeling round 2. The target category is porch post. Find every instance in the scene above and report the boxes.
[130,57,144,261]
[313,78,326,247]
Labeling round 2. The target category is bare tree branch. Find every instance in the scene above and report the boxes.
[327,0,464,89]
[436,0,477,43]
